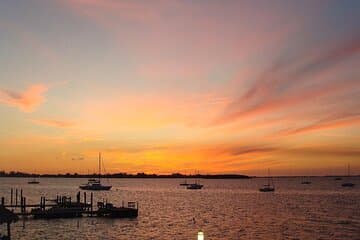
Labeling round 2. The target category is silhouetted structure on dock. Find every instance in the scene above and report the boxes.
[0,205,18,240]
[1,189,138,220]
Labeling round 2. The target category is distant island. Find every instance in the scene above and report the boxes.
[0,171,251,179]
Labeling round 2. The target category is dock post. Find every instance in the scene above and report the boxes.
[77,191,80,203]
[15,189,18,207]
[10,188,13,206]
[20,189,23,202]
[1,197,4,206]
[7,222,11,240]
[84,192,87,208]
[20,197,24,213]
[90,192,93,216]
[24,197,26,213]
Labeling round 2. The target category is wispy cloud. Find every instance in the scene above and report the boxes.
[216,35,360,125]
[31,119,76,128]
[279,114,360,136]
[0,84,47,112]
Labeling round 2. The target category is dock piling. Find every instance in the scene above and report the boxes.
[84,192,87,208]
[90,192,93,216]
[10,188,13,206]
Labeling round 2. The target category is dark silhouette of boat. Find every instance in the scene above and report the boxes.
[342,182,355,187]
[334,177,342,181]
[31,195,85,219]
[27,178,40,184]
[259,169,275,192]
[341,164,355,187]
[179,180,190,186]
[301,176,311,184]
[97,202,138,218]
[187,183,203,189]
[301,181,311,185]
[79,153,112,191]
[31,206,83,219]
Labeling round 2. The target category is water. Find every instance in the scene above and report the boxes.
[0,177,359,239]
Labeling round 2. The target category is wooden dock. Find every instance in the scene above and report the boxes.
[1,188,138,219]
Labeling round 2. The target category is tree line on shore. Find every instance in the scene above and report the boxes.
[0,171,251,179]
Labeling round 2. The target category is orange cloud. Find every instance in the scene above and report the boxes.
[31,119,76,128]
[0,84,47,112]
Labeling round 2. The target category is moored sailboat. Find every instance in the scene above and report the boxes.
[79,153,112,191]
[342,164,355,187]
[259,169,275,192]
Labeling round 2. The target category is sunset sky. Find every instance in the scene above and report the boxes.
[0,0,359,176]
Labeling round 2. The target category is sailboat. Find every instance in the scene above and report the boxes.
[342,164,355,187]
[186,180,203,190]
[79,153,112,191]
[259,169,275,192]
[301,176,311,185]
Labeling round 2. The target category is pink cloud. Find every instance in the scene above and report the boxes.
[216,36,360,125]
[0,84,48,112]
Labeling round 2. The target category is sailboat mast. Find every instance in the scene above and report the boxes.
[99,152,101,182]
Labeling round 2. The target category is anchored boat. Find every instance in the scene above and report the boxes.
[259,169,275,192]
[97,202,138,218]
[79,153,112,191]
[28,178,40,184]
[342,164,355,187]
[186,180,203,190]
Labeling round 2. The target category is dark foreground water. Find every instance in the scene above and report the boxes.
[0,177,359,239]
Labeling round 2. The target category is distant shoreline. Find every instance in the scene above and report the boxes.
[0,171,358,178]
[0,171,251,179]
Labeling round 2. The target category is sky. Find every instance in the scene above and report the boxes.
[0,0,359,176]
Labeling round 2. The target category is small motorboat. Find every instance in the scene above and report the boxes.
[342,182,355,187]
[301,181,311,185]
[28,178,40,184]
[97,202,138,218]
[334,177,342,181]
[186,183,203,190]
[259,184,275,192]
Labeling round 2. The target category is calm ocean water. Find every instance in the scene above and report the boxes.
[0,177,359,239]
